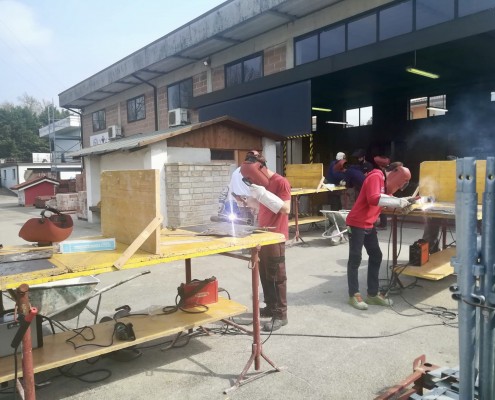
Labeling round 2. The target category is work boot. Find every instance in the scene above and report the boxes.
[259,307,273,318]
[366,293,393,306]
[348,293,368,310]
[262,318,288,332]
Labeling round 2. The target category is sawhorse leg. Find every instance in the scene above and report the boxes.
[224,245,284,393]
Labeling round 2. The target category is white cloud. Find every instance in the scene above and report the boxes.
[0,0,52,47]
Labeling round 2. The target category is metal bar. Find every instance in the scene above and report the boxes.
[455,157,478,400]
[479,156,495,399]
[16,284,35,400]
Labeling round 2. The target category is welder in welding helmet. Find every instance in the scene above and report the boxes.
[377,160,411,208]
[240,151,288,214]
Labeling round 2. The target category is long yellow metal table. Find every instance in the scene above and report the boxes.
[0,227,286,393]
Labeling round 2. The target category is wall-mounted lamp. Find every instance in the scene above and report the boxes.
[312,107,332,112]
[203,57,211,67]
[426,107,448,112]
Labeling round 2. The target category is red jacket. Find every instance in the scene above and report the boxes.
[345,169,385,229]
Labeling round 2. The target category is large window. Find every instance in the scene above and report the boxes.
[459,0,495,17]
[127,95,146,122]
[320,24,345,58]
[347,14,377,50]
[416,0,455,30]
[379,1,413,41]
[92,110,106,132]
[408,95,447,120]
[225,53,263,87]
[345,106,373,127]
[167,79,192,110]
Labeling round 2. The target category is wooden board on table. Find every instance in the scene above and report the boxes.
[395,247,456,280]
[101,170,161,254]
[419,160,485,204]
[0,297,247,383]
[286,163,324,190]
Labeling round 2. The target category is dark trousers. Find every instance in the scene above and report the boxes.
[347,226,382,297]
[259,242,287,319]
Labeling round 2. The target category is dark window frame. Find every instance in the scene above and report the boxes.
[92,109,106,132]
[167,78,193,110]
[127,95,146,122]
[225,52,264,87]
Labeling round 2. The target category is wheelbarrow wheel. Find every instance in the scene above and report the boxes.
[328,228,342,246]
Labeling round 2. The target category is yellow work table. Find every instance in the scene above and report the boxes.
[0,227,286,393]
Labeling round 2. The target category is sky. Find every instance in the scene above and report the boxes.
[0,0,226,107]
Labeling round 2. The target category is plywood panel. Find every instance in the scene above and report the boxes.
[101,170,161,254]
[419,160,486,204]
[285,163,324,189]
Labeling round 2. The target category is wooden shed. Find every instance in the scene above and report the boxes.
[10,176,59,207]
[69,116,286,226]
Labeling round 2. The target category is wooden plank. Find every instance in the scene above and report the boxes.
[113,216,163,269]
[0,297,247,383]
[419,160,486,204]
[394,247,456,280]
[101,170,161,254]
[285,163,325,189]
[288,216,326,227]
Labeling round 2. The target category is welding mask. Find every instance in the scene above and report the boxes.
[386,165,411,195]
[240,160,270,187]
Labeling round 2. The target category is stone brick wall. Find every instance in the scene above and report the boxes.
[165,163,231,227]
[264,43,287,76]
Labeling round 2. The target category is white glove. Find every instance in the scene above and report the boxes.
[249,184,284,214]
[378,194,409,209]
[339,180,346,187]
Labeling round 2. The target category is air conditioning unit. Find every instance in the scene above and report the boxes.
[107,125,122,139]
[168,108,190,127]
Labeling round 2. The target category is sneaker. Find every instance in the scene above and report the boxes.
[348,293,368,310]
[366,293,393,306]
[262,318,288,332]
[259,307,273,318]
[375,225,387,231]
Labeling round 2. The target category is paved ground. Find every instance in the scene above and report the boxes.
[0,190,460,400]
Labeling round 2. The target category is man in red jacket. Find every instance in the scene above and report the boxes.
[346,156,411,310]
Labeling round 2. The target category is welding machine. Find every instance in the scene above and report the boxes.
[179,277,218,309]
[0,310,43,358]
[409,239,429,266]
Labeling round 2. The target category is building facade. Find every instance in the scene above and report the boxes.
[59,0,495,186]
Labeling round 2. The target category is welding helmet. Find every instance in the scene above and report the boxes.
[240,159,270,187]
[386,165,411,194]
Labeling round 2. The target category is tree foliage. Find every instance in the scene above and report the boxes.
[0,96,70,161]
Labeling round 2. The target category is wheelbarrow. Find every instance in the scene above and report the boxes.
[7,270,150,331]
[320,210,350,246]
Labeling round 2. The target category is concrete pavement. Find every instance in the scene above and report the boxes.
[0,192,460,399]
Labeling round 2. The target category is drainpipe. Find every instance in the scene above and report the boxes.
[132,74,159,131]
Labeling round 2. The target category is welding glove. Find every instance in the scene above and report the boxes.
[249,184,284,214]
[378,194,409,209]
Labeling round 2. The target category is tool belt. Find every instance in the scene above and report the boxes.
[19,207,73,245]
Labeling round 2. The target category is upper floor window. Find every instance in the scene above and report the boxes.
[379,1,413,41]
[345,106,373,127]
[225,53,263,87]
[347,14,377,50]
[459,0,495,17]
[92,110,106,132]
[408,95,447,120]
[127,95,146,122]
[168,79,192,110]
[415,0,455,30]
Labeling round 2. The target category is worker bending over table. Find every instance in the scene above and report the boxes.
[346,156,411,310]
[241,151,291,331]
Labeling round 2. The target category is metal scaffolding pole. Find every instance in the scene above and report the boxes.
[479,157,495,399]
[455,157,478,399]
